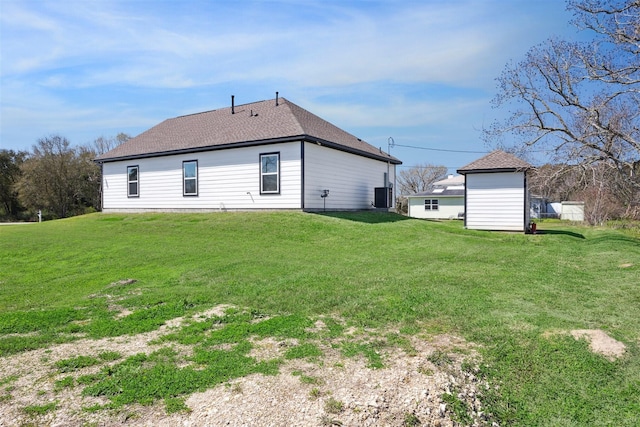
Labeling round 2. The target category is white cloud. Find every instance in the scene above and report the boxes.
[1,0,568,88]
[1,0,576,154]
[304,94,489,131]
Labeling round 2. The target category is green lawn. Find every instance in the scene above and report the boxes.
[0,212,638,425]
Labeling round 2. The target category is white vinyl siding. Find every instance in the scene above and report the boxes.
[102,143,301,211]
[464,172,526,231]
[407,196,464,219]
[560,201,585,221]
[102,141,396,212]
[303,142,394,210]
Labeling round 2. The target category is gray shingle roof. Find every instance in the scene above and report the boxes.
[408,189,465,198]
[457,150,531,174]
[96,98,401,164]
[432,174,465,186]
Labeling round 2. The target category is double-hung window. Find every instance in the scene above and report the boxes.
[424,199,439,210]
[183,160,198,196]
[260,153,280,194]
[127,166,139,197]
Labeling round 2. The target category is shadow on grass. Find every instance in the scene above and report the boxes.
[536,229,585,239]
[587,234,640,245]
[313,211,411,224]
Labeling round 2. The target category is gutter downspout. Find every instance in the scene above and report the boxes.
[524,171,530,233]
[100,162,104,212]
[300,141,305,210]
[462,173,468,228]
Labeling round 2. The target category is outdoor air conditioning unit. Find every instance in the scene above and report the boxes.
[374,187,392,208]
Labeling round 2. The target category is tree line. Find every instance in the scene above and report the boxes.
[0,134,129,221]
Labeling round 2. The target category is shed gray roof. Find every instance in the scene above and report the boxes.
[457,150,531,174]
[96,97,401,164]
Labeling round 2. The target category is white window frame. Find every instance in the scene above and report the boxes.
[183,160,198,196]
[424,199,439,210]
[127,165,139,198]
[260,152,280,194]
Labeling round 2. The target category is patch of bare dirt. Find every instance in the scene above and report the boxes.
[0,306,493,427]
[570,329,627,361]
[89,279,141,320]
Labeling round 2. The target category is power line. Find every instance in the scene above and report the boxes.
[393,143,490,154]
[393,143,552,154]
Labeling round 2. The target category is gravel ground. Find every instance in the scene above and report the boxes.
[1,300,626,427]
[0,307,494,427]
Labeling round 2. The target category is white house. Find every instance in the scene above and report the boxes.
[457,151,532,232]
[407,175,465,219]
[95,96,401,212]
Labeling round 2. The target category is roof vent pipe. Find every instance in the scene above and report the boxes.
[275,91,279,106]
[231,95,235,114]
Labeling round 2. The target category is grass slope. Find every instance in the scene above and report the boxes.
[0,212,639,425]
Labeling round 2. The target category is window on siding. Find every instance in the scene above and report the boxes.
[127,166,139,197]
[183,160,198,196]
[424,199,439,210]
[260,152,280,194]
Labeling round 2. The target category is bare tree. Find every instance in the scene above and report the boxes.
[486,0,640,220]
[528,164,579,202]
[76,145,103,210]
[397,164,448,195]
[89,133,130,210]
[395,164,448,214]
[92,133,130,156]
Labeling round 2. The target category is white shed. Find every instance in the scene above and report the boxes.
[457,151,532,232]
[95,96,401,212]
[561,201,585,221]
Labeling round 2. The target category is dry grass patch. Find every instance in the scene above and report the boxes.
[570,329,627,361]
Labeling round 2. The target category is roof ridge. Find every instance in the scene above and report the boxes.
[285,99,366,143]
[176,109,219,118]
[176,98,281,119]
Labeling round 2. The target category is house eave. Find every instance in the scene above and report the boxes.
[457,167,529,175]
[309,137,401,164]
[94,136,300,163]
[95,135,402,165]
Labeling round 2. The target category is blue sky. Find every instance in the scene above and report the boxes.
[1,0,582,172]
